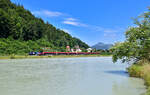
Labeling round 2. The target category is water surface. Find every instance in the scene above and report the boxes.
[0,57,146,95]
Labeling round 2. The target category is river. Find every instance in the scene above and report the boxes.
[0,57,146,95]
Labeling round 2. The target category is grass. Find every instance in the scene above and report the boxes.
[128,62,150,95]
[0,54,112,59]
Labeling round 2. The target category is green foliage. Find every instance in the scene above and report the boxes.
[96,49,112,55]
[127,64,143,77]
[0,0,89,55]
[128,64,150,95]
[111,8,150,63]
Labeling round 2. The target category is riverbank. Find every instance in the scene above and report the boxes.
[128,62,150,95]
[0,54,111,59]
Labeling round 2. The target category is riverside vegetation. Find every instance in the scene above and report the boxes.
[0,0,89,55]
[0,54,111,60]
[111,8,150,95]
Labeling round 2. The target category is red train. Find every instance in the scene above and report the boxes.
[38,52,100,55]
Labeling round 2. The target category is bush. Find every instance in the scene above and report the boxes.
[128,64,144,77]
[10,54,15,59]
[128,63,150,95]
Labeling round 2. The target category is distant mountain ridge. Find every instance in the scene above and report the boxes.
[91,42,113,50]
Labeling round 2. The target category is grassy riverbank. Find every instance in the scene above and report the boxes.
[128,62,150,95]
[0,54,111,59]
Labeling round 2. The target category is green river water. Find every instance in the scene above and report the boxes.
[0,57,146,95]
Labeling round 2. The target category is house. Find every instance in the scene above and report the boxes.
[87,48,92,52]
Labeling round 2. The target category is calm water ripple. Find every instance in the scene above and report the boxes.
[0,57,146,95]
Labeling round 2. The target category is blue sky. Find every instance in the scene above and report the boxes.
[11,0,150,46]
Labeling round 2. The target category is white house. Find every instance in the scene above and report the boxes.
[87,48,92,52]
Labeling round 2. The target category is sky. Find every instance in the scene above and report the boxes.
[11,0,150,46]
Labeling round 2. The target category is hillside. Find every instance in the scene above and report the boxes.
[0,0,89,55]
[92,42,113,50]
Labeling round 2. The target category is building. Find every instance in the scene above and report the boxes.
[76,48,82,52]
[66,46,70,52]
[87,48,92,52]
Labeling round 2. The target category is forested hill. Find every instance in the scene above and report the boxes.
[0,0,89,54]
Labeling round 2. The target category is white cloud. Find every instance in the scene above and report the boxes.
[32,10,63,17]
[43,10,62,17]
[65,18,77,21]
[63,21,79,26]
[62,20,88,27]
[62,17,88,27]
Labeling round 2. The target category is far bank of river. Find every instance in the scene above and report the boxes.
[0,54,111,59]
[0,57,146,95]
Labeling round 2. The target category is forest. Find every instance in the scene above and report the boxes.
[0,0,89,55]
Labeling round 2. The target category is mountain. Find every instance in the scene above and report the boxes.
[92,42,113,50]
[0,0,89,54]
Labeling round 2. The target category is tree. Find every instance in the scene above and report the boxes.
[111,8,150,63]
[0,9,12,38]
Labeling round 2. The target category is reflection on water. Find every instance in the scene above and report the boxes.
[0,57,146,95]
[105,70,128,77]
